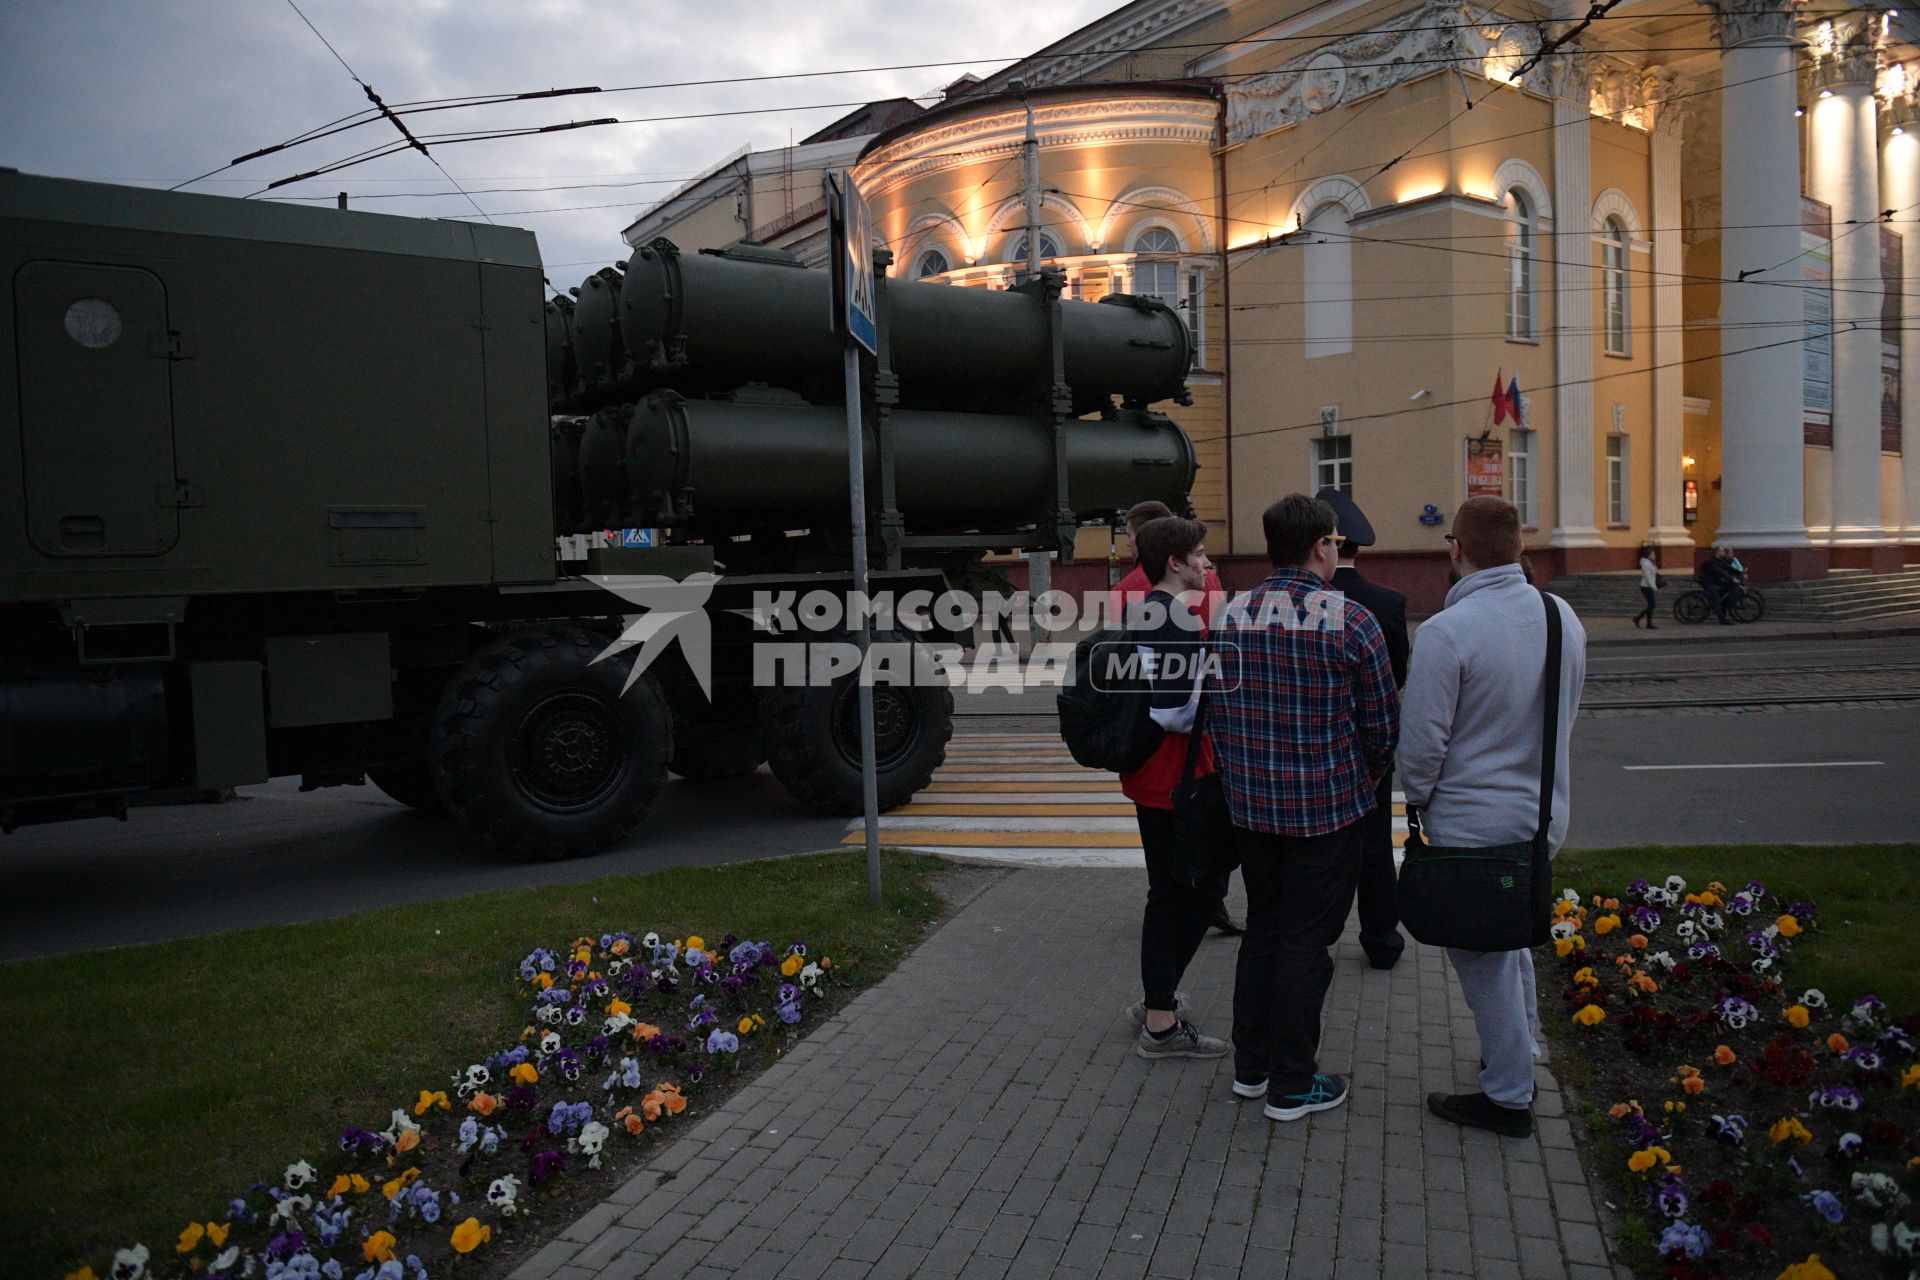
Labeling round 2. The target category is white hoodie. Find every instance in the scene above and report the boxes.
[1397,563,1587,855]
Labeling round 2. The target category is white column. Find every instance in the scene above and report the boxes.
[1807,20,1887,546]
[1550,61,1604,549]
[1886,73,1920,542]
[1647,74,1693,548]
[1706,0,1810,549]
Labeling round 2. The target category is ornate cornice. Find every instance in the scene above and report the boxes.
[1805,15,1883,90]
[1700,0,1797,50]
[1641,68,1698,138]
[978,0,1220,91]
[853,96,1217,196]
[1884,61,1918,129]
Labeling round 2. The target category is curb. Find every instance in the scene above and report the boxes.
[1583,622,1920,649]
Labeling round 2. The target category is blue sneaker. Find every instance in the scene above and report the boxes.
[1264,1073,1349,1121]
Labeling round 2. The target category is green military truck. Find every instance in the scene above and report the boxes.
[0,170,1197,857]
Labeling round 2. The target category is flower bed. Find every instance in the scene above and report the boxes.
[63,929,838,1280]
[1549,876,1920,1279]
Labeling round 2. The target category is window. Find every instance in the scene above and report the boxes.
[1607,433,1630,525]
[1008,233,1061,265]
[1303,201,1354,358]
[915,248,951,279]
[1506,189,1537,341]
[1314,435,1353,495]
[1509,427,1536,528]
[1185,269,1207,368]
[1602,217,1630,356]
[1132,226,1181,309]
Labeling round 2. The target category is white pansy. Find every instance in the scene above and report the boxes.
[282,1159,316,1191]
[539,1030,562,1056]
[211,1246,240,1273]
[1801,988,1828,1009]
[1664,875,1687,896]
[456,1063,490,1096]
[578,1119,611,1168]
[110,1245,151,1280]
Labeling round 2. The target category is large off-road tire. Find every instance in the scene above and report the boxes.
[669,727,766,782]
[756,630,952,815]
[367,765,443,813]
[430,625,672,859]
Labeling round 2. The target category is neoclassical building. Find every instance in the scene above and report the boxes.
[628,0,1919,599]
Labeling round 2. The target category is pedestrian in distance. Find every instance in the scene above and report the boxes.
[1397,497,1587,1138]
[1110,499,1241,937]
[1632,543,1659,630]
[1210,494,1399,1121]
[1119,516,1232,1061]
[1317,487,1409,970]
[1697,545,1738,625]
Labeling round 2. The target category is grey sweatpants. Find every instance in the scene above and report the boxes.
[1445,946,1542,1107]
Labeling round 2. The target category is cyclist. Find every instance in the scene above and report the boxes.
[1697,546,1740,625]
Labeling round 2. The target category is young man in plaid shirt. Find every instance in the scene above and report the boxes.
[1210,493,1399,1121]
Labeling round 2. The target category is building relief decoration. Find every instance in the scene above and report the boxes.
[983,192,1097,256]
[1641,67,1698,138]
[985,0,1218,90]
[1226,0,1569,145]
[1884,60,1918,127]
[855,97,1218,196]
[1682,194,1722,247]
[1491,157,1554,223]
[1805,15,1884,91]
[1701,0,1797,50]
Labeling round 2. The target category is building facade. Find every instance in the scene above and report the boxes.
[626,0,1920,605]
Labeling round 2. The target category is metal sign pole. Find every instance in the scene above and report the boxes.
[844,341,881,905]
[827,168,882,906]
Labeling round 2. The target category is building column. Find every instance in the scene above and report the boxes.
[1806,16,1888,558]
[1645,72,1695,555]
[1549,57,1605,558]
[1885,67,1920,550]
[1704,0,1817,577]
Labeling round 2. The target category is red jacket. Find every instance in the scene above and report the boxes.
[1109,566,1223,809]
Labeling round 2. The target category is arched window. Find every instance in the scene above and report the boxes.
[916,248,951,280]
[1602,216,1630,355]
[1303,201,1353,358]
[1506,189,1537,341]
[1131,225,1182,310]
[1008,232,1061,265]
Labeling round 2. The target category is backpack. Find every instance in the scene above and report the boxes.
[1057,624,1164,773]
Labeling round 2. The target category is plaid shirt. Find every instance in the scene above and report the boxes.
[1210,569,1399,836]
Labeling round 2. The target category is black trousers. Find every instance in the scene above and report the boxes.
[1137,805,1223,1012]
[1356,772,1404,964]
[1230,817,1366,1092]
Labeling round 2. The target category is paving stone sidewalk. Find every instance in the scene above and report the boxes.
[511,867,1623,1280]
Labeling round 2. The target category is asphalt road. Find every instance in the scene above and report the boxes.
[3,634,1916,962]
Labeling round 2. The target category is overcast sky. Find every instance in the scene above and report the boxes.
[1,0,1112,288]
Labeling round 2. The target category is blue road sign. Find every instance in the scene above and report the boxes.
[621,528,655,548]
[826,170,877,356]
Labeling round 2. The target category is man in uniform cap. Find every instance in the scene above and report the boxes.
[1317,487,1409,969]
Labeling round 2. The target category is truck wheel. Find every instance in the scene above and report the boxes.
[431,625,672,859]
[367,766,442,813]
[669,728,765,782]
[757,631,951,815]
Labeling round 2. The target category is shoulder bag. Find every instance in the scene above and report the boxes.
[1169,688,1240,893]
[1395,588,1562,952]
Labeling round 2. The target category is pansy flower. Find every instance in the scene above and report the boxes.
[1804,1190,1845,1224]
[1708,1113,1747,1145]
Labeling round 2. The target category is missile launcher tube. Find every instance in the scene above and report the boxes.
[615,394,1196,534]
[607,243,1191,416]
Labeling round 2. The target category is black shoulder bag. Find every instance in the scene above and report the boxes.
[1395,589,1562,952]
[1169,689,1240,892]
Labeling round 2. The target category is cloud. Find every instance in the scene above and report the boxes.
[2,0,1113,280]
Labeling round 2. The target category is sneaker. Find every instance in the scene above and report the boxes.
[1231,1074,1269,1099]
[1264,1073,1349,1121]
[1426,1091,1533,1138]
[1123,991,1189,1027]
[1135,1020,1229,1060]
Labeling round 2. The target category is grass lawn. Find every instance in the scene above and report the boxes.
[0,848,952,1278]
[1553,843,1920,1012]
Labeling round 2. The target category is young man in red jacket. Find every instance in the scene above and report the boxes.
[1121,515,1231,1059]
[1110,500,1239,936]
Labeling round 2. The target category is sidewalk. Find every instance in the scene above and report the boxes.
[1576,610,1920,647]
[511,869,1622,1280]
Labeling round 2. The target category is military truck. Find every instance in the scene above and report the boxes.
[0,170,1197,857]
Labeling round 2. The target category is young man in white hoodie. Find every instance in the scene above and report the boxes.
[1397,497,1586,1138]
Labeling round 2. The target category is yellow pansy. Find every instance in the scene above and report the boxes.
[781,954,804,977]
[686,936,705,950]
[414,1089,450,1115]
[1572,1004,1606,1027]
[363,1231,398,1263]
[510,1062,540,1085]
[64,1269,98,1280]
[177,1222,205,1253]
[1784,1005,1810,1029]
[532,972,554,990]
[328,1173,370,1198]
[1593,914,1621,936]
[450,1219,492,1254]
[1573,967,1599,988]
[1775,914,1802,938]
[739,1016,756,1034]
[1900,1064,1920,1092]
[204,1222,229,1248]
[381,1168,422,1202]
[608,997,632,1017]
[1769,1117,1813,1144]
[1775,1256,1836,1280]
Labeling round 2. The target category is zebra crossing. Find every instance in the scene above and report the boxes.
[844,732,1410,868]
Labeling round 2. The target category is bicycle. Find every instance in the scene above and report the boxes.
[1673,585,1766,624]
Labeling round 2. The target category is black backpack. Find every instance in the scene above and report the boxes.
[1057,625,1164,773]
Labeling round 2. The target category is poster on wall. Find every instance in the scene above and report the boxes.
[1802,196,1834,447]
[1885,227,1904,455]
[1465,437,1505,499]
